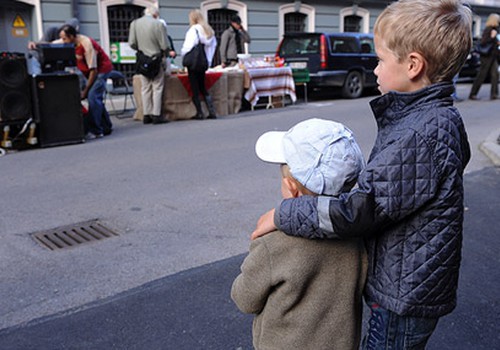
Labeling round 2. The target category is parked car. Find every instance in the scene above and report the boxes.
[276,32,378,98]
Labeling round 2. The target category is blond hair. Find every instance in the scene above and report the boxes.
[374,0,472,83]
[485,13,500,27]
[189,9,214,38]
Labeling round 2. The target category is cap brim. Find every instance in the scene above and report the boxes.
[255,131,286,163]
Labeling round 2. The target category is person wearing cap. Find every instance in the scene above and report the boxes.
[219,14,251,68]
[231,118,367,350]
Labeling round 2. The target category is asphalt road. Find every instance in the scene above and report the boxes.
[0,83,499,349]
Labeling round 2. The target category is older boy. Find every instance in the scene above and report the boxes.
[251,1,472,348]
[232,119,367,349]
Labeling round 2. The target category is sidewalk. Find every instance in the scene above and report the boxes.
[1,166,499,349]
[479,127,500,166]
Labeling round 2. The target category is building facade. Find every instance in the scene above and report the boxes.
[1,0,500,77]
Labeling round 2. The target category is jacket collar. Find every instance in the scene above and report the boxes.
[369,82,455,127]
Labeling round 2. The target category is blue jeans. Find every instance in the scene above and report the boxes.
[362,301,439,350]
[86,72,112,135]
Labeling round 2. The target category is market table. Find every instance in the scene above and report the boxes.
[133,70,244,121]
[244,66,296,109]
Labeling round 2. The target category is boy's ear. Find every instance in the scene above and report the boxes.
[406,52,427,80]
[283,177,300,198]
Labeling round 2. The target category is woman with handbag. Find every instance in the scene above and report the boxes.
[469,13,500,100]
[181,9,218,119]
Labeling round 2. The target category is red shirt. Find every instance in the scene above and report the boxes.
[75,34,113,77]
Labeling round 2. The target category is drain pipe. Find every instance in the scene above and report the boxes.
[70,0,79,19]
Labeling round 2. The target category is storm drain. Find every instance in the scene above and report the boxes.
[31,220,119,251]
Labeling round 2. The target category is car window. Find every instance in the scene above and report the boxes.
[331,37,359,53]
[279,36,320,56]
[360,38,374,54]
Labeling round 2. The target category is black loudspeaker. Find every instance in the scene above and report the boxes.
[0,52,33,123]
[32,74,85,147]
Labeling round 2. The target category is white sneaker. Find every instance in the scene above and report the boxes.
[85,132,104,140]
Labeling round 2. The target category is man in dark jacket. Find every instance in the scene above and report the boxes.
[219,15,251,68]
[251,1,473,348]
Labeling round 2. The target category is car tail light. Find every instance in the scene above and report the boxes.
[320,34,327,69]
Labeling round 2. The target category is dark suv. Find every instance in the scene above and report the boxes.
[276,32,378,98]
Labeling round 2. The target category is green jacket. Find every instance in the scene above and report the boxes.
[231,230,367,350]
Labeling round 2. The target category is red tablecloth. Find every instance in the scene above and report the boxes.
[176,72,223,97]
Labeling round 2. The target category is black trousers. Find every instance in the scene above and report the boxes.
[188,69,208,114]
[470,54,499,98]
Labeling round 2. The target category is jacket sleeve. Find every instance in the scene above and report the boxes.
[231,239,273,314]
[240,28,251,44]
[158,23,169,53]
[181,26,197,56]
[276,129,438,239]
[128,20,137,50]
[219,30,229,63]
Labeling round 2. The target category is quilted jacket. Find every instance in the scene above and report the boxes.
[276,82,471,317]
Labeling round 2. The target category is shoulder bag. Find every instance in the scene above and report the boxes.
[182,29,208,72]
[136,51,162,79]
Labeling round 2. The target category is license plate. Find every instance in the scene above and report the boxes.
[289,62,307,69]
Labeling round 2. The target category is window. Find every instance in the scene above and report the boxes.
[331,37,359,53]
[278,3,315,39]
[360,38,374,54]
[107,5,143,82]
[284,12,307,33]
[278,35,320,56]
[339,6,369,33]
[344,15,362,33]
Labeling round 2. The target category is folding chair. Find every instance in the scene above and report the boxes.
[104,70,135,115]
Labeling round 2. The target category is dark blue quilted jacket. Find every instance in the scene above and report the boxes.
[277,82,470,317]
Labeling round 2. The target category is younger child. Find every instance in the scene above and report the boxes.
[251,0,473,348]
[232,118,367,350]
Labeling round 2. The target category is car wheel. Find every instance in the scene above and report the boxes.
[342,71,363,99]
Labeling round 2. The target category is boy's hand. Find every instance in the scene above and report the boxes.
[251,209,276,240]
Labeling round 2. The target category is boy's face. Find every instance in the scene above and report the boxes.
[374,35,413,94]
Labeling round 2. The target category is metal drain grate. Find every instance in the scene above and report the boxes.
[31,220,119,251]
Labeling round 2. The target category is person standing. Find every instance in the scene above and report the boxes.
[128,6,169,125]
[181,9,217,120]
[251,0,473,348]
[469,13,500,100]
[58,24,114,139]
[219,15,251,68]
[232,118,367,350]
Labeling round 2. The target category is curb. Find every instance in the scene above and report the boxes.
[479,128,500,166]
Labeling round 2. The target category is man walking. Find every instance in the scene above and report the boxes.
[220,15,251,68]
[128,6,169,124]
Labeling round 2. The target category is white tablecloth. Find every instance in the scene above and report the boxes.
[244,67,296,107]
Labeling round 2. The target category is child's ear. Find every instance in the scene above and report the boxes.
[283,177,300,198]
[407,52,427,80]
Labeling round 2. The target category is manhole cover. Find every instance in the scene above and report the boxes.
[31,220,119,251]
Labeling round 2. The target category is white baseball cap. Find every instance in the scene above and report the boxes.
[255,118,365,196]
